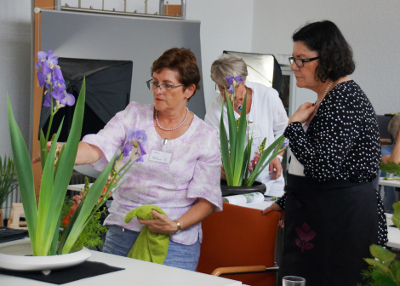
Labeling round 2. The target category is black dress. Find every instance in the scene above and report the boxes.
[276,80,388,286]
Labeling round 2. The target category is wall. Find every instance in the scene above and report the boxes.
[0,1,32,157]
[60,0,255,110]
[251,0,400,115]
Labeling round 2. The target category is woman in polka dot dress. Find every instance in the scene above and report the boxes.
[262,20,387,286]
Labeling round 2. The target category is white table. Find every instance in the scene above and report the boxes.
[386,213,400,249]
[67,184,90,192]
[379,178,400,188]
[0,249,242,286]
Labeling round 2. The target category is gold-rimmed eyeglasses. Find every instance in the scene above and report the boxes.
[146,80,185,91]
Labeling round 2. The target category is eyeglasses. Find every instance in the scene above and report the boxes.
[146,80,185,91]
[288,56,319,67]
[215,83,240,94]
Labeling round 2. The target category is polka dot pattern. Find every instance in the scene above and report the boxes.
[276,80,387,245]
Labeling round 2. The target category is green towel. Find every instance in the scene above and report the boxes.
[124,205,170,264]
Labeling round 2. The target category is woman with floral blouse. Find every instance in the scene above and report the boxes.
[75,48,222,271]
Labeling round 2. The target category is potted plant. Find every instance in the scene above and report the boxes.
[0,155,18,226]
[0,51,133,271]
[219,75,287,195]
[361,201,400,285]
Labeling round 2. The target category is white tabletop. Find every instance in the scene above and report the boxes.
[386,213,400,249]
[0,250,242,286]
[379,178,400,188]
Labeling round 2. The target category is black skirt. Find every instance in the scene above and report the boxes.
[280,174,381,286]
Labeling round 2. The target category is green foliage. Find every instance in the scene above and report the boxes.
[0,155,18,208]
[66,206,108,253]
[380,161,400,176]
[219,85,286,187]
[361,201,400,285]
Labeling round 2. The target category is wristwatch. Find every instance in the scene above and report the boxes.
[174,220,182,234]
[277,155,283,162]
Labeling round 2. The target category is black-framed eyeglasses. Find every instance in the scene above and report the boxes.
[288,56,319,67]
[146,79,185,91]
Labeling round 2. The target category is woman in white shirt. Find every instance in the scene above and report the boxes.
[204,54,288,195]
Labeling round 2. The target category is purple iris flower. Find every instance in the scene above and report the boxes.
[52,65,64,82]
[35,51,48,69]
[226,75,234,86]
[282,138,289,148]
[43,91,51,107]
[52,81,66,100]
[37,70,47,87]
[123,128,147,162]
[228,85,234,94]
[235,76,244,82]
[60,92,75,106]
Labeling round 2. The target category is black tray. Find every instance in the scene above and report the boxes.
[220,180,266,197]
[0,227,29,243]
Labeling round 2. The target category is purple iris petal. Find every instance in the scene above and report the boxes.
[282,138,289,147]
[60,92,75,106]
[235,76,244,82]
[226,75,234,86]
[42,60,53,76]
[37,51,47,62]
[37,70,46,87]
[52,81,66,100]
[43,91,51,107]
[47,53,59,67]
[52,65,64,82]
[123,128,147,162]
[228,85,234,94]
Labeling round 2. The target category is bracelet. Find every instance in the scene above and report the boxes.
[277,155,283,162]
[174,220,182,234]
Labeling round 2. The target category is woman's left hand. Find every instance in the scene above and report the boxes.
[269,157,282,180]
[137,210,178,234]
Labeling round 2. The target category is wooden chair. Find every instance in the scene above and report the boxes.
[7,203,27,229]
[196,202,281,286]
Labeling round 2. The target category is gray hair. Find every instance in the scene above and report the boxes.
[388,114,400,139]
[210,54,248,87]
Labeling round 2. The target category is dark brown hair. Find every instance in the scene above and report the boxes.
[293,20,355,82]
[151,47,201,98]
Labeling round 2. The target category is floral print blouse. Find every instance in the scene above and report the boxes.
[82,102,223,245]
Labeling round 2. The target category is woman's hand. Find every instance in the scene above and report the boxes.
[261,202,285,228]
[32,142,61,164]
[138,198,215,235]
[269,157,282,180]
[288,102,317,125]
[221,165,226,181]
[138,210,178,235]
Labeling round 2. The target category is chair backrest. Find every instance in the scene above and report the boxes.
[377,114,394,146]
[197,203,281,286]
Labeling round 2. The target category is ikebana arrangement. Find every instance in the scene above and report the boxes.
[219,74,287,187]
[6,50,131,256]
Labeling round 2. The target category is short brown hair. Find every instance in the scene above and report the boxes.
[151,47,201,98]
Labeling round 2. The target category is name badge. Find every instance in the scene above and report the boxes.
[149,150,172,164]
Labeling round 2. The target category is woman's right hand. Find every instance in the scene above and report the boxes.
[221,165,226,181]
[288,102,317,125]
[32,142,61,164]
[261,202,285,228]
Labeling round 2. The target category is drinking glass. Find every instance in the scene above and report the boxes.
[282,276,306,286]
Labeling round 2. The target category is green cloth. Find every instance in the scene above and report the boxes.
[124,205,170,264]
